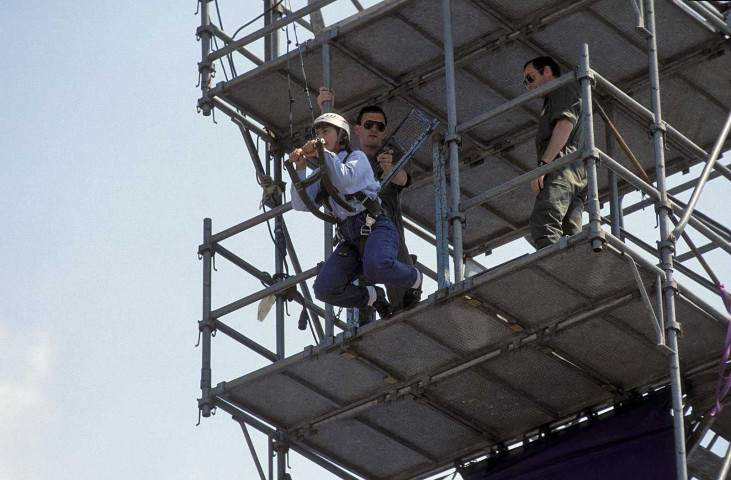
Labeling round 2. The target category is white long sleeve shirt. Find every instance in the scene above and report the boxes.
[290,149,380,221]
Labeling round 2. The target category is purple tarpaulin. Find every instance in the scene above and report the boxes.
[460,391,675,480]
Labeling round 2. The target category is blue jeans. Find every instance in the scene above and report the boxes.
[313,213,419,308]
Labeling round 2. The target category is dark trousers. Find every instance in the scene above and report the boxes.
[313,213,418,308]
[529,162,588,250]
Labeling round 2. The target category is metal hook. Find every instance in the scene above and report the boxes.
[212,108,218,125]
[212,253,218,271]
[194,0,199,15]
[195,329,201,347]
[196,408,202,426]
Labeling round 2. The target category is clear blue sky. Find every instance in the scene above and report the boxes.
[2,1,728,479]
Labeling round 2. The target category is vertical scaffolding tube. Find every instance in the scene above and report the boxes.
[264,3,289,479]
[322,41,335,339]
[605,103,623,239]
[578,45,603,252]
[198,0,213,116]
[441,0,464,282]
[200,218,213,417]
[646,1,687,477]
[434,142,451,288]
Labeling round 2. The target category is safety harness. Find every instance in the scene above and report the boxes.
[285,139,384,257]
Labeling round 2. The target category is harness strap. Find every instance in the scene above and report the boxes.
[284,159,337,224]
[317,140,356,213]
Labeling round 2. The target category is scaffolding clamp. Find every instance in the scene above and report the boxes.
[197,59,216,79]
[197,93,213,117]
[198,241,214,258]
[448,208,466,227]
[649,120,667,135]
[195,24,215,40]
[444,132,461,146]
[654,199,673,215]
[273,438,289,455]
[575,67,596,86]
[661,277,679,295]
[656,237,676,256]
[588,227,606,250]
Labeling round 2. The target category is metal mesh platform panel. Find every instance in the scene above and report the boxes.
[219,241,728,480]
[215,0,731,253]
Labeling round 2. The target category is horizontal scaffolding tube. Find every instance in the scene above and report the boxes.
[460,149,582,212]
[209,24,263,66]
[208,0,337,61]
[458,72,575,133]
[595,72,654,123]
[211,203,293,244]
[211,267,318,318]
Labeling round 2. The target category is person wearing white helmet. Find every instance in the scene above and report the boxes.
[289,113,423,322]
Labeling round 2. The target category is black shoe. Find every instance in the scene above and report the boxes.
[372,286,394,320]
[358,306,376,326]
[402,271,423,310]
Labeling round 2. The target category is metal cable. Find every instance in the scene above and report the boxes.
[230,0,284,40]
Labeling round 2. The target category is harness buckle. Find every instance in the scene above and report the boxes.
[361,215,376,236]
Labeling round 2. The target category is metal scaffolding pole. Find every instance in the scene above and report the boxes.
[263,3,289,479]
[433,141,451,288]
[199,218,214,417]
[322,41,335,339]
[646,1,687,477]
[578,45,604,252]
[441,0,464,283]
[605,103,623,239]
[198,0,214,116]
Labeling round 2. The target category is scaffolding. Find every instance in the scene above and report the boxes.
[194,1,731,479]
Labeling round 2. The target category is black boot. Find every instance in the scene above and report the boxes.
[402,270,423,310]
[358,306,376,326]
[371,286,394,320]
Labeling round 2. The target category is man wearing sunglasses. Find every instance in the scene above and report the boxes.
[523,56,587,249]
[317,89,420,314]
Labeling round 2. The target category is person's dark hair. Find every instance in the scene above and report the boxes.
[356,105,388,126]
[523,56,561,77]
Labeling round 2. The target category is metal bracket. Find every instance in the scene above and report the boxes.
[662,277,679,294]
[444,132,461,146]
[665,320,683,337]
[654,199,673,215]
[650,121,667,134]
[588,228,607,251]
[197,94,213,116]
[272,438,289,454]
[575,68,596,85]
[197,59,216,76]
[656,238,676,255]
[448,209,466,224]
[198,242,214,256]
[196,24,214,38]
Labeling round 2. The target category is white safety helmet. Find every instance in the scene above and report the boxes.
[313,112,350,140]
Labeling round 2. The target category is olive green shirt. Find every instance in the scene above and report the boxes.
[535,84,584,165]
[368,152,411,242]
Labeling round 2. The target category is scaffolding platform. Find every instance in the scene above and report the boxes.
[210,0,731,253]
[213,236,727,480]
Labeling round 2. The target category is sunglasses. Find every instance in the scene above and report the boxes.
[523,67,545,86]
[361,120,386,132]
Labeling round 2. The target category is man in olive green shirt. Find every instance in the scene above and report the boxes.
[523,56,587,249]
